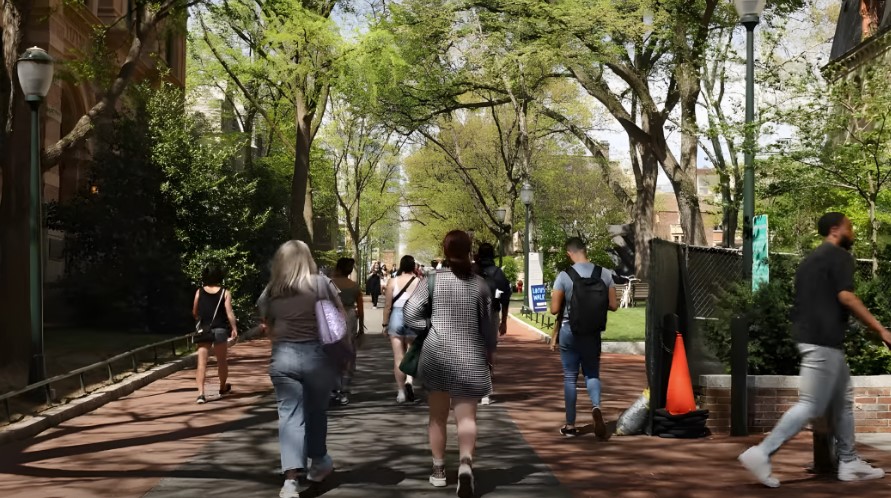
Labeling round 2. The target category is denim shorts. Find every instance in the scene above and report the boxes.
[197,327,230,345]
[387,308,417,338]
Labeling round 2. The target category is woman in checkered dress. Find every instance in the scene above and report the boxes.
[403,230,493,498]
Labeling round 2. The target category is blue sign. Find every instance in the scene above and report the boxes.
[752,214,769,291]
[530,284,547,313]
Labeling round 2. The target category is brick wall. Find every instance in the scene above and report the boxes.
[699,375,891,434]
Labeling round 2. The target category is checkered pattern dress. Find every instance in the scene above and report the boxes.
[403,270,494,398]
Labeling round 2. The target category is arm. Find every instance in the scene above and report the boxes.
[839,291,891,346]
[608,286,619,312]
[382,279,395,330]
[192,289,200,320]
[356,288,365,332]
[224,290,238,339]
[549,289,565,316]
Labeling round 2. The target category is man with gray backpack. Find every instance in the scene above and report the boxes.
[549,237,618,438]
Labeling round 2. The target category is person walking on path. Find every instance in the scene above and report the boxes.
[549,237,617,439]
[192,263,238,405]
[382,255,422,403]
[366,263,383,308]
[259,240,342,497]
[404,230,493,498]
[330,257,364,406]
[739,213,891,488]
[474,242,512,405]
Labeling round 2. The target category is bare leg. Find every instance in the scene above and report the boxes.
[213,342,229,388]
[453,398,479,462]
[428,391,450,461]
[390,336,408,391]
[196,345,210,396]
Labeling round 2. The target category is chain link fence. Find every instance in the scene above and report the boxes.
[678,245,875,319]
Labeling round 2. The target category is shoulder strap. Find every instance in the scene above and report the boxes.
[592,265,603,281]
[392,276,417,304]
[427,271,436,312]
[209,288,225,325]
[565,266,581,282]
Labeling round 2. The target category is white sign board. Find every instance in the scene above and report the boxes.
[526,252,544,310]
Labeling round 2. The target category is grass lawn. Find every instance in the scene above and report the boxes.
[513,307,646,342]
[44,328,191,377]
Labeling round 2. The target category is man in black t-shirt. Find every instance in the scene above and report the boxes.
[739,213,891,488]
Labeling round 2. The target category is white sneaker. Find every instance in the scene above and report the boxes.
[480,396,491,406]
[838,458,885,482]
[279,479,300,498]
[738,446,780,488]
[308,454,334,482]
[396,390,407,404]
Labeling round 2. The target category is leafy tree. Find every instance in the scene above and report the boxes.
[320,97,403,261]
[51,85,266,332]
[778,63,891,272]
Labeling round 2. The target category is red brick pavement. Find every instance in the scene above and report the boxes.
[0,340,274,498]
[496,318,891,498]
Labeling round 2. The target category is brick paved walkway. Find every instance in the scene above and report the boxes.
[0,300,890,497]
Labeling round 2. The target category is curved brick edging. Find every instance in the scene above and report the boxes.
[700,374,891,434]
[0,352,198,445]
[507,314,646,354]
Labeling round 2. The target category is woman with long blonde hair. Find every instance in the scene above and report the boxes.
[258,240,343,498]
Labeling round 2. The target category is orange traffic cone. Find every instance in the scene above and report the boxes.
[665,332,696,415]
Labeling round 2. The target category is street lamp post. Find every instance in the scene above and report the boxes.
[736,0,764,281]
[494,207,507,266]
[732,0,764,438]
[520,183,533,313]
[17,47,55,387]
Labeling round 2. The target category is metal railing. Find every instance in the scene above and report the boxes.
[0,333,195,425]
[520,309,556,332]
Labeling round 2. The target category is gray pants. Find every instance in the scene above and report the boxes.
[758,343,856,462]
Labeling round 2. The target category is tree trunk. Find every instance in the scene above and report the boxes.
[634,146,659,280]
[677,63,709,247]
[868,193,879,275]
[722,202,738,248]
[291,110,313,243]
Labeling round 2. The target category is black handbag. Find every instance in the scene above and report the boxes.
[399,272,436,376]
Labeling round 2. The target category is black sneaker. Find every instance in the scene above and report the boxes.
[219,383,232,396]
[404,383,415,402]
[559,425,578,437]
[592,406,607,439]
[457,458,474,498]
[196,395,207,404]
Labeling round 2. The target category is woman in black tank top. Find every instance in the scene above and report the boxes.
[191,263,239,404]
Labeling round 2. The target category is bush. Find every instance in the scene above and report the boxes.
[501,256,519,285]
[704,271,891,376]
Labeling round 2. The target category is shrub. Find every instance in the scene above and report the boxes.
[501,256,519,285]
[704,270,891,376]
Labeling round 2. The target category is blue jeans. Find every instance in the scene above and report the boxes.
[269,341,336,472]
[558,323,602,425]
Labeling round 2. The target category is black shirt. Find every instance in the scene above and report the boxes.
[792,242,855,349]
[198,287,228,331]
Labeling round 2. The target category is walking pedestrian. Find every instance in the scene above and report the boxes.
[549,237,617,439]
[382,255,422,403]
[192,263,238,404]
[473,242,512,405]
[403,230,493,498]
[366,263,383,308]
[330,257,364,406]
[739,213,891,488]
[259,240,342,497]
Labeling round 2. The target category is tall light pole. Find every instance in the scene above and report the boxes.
[17,47,55,386]
[736,0,764,281]
[520,182,533,312]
